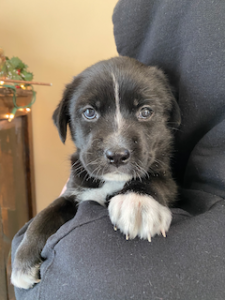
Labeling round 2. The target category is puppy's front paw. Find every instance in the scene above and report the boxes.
[11,263,41,290]
[108,193,172,241]
[11,244,42,289]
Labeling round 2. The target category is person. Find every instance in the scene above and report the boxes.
[12,0,225,299]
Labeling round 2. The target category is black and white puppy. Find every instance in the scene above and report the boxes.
[11,56,180,289]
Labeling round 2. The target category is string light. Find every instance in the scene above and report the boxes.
[8,115,15,122]
[1,84,35,121]
[1,83,36,121]
[5,107,31,121]
[7,107,17,122]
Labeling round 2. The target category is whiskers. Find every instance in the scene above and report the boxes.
[72,158,105,183]
[132,161,149,182]
[89,163,106,183]
[73,156,153,184]
[154,158,167,169]
[72,160,86,177]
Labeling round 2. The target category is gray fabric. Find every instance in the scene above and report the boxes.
[12,201,225,300]
[12,0,225,299]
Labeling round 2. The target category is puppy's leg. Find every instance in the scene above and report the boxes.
[108,178,175,241]
[11,195,77,289]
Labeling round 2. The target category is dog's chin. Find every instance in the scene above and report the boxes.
[102,173,132,182]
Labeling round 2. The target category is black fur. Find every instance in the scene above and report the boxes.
[11,56,180,289]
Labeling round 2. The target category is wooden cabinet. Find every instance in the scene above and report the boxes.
[0,88,36,300]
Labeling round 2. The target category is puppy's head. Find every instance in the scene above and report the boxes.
[53,57,180,182]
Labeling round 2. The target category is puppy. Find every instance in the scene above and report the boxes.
[11,56,180,289]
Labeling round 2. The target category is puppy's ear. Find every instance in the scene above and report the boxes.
[151,67,181,129]
[53,77,81,143]
[169,97,181,129]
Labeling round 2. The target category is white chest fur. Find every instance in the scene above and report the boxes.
[77,181,126,206]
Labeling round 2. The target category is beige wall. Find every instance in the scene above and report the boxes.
[0,0,118,212]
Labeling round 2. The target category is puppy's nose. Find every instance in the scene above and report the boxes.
[105,148,130,167]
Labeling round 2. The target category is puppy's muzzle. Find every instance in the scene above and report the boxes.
[105,148,130,168]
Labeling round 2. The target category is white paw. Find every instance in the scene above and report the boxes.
[108,193,172,241]
[11,263,41,289]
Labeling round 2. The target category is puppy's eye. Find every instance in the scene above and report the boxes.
[137,107,153,120]
[83,107,97,120]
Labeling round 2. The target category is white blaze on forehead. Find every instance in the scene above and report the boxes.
[111,73,123,132]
